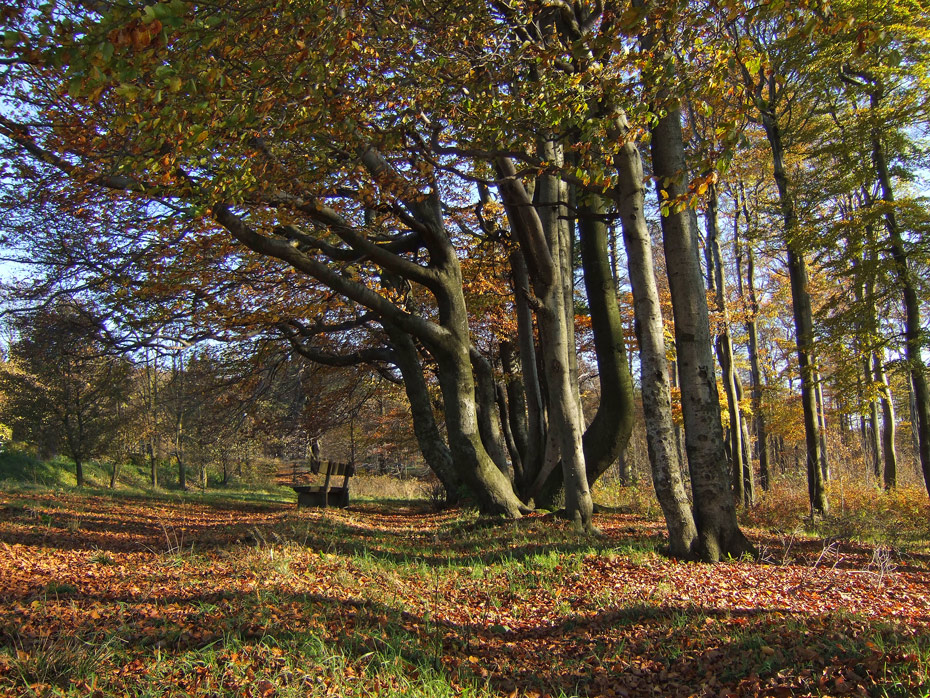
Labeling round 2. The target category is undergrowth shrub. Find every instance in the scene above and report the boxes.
[745,477,930,549]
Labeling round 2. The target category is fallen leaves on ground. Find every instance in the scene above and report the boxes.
[0,492,927,697]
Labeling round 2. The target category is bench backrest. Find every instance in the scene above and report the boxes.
[309,459,355,478]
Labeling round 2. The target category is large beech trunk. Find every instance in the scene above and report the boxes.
[612,113,698,558]
[214,147,527,517]
[651,104,754,561]
[521,189,638,508]
[432,339,526,517]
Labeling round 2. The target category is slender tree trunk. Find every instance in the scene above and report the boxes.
[650,104,753,561]
[911,376,922,468]
[869,93,930,498]
[510,250,546,496]
[617,447,630,486]
[874,350,897,489]
[816,375,830,482]
[495,380,523,485]
[612,112,698,558]
[537,146,592,529]
[706,183,747,506]
[859,411,879,479]
[500,339,529,482]
[739,405,755,504]
[761,111,827,516]
[148,441,158,489]
[386,324,461,502]
[577,191,636,485]
[471,349,511,477]
[145,350,159,489]
[669,360,684,465]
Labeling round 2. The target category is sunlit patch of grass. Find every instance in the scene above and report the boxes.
[88,549,115,566]
[5,634,116,694]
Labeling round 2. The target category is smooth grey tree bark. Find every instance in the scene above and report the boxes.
[650,103,755,561]
[497,153,594,530]
[611,112,699,558]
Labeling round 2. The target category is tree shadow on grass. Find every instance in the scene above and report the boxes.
[1,496,928,696]
[0,494,661,566]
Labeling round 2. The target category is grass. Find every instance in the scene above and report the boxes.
[0,456,928,696]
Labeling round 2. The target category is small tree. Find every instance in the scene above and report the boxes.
[0,302,132,486]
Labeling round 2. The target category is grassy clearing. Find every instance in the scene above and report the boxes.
[0,484,928,698]
[0,456,929,696]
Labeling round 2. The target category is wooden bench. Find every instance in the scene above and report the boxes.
[290,459,355,509]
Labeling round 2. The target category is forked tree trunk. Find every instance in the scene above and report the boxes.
[432,340,525,516]
[215,154,527,517]
[649,102,752,561]
[577,191,635,486]
[612,112,698,558]
[497,153,593,530]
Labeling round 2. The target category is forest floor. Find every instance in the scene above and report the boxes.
[0,486,928,697]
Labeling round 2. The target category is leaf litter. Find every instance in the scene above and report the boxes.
[0,492,927,697]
